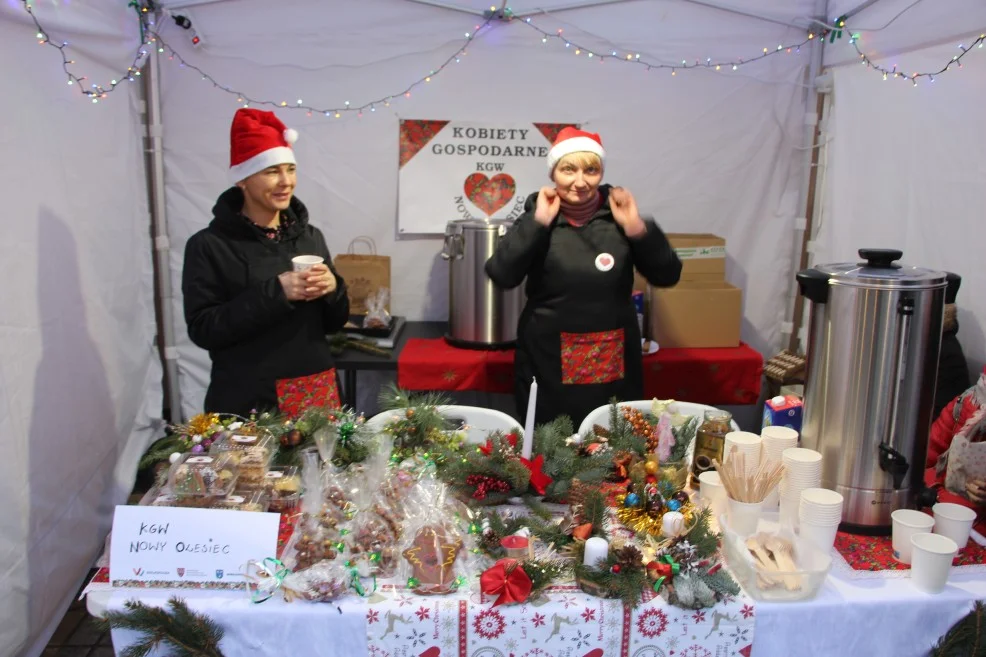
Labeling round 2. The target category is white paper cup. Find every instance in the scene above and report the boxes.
[292,255,324,271]
[892,509,935,564]
[933,503,977,550]
[727,497,763,536]
[699,471,727,518]
[799,520,839,551]
[910,533,958,594]
[762,425,799,444]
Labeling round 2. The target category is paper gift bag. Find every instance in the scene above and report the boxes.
[333,236,391,315]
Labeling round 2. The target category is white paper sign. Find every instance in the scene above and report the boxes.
[397,119,576,234]
[109,505,279,589]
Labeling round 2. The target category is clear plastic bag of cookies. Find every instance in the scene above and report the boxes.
[282,451,348,571]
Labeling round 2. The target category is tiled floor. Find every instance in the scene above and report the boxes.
[44,573,112,656]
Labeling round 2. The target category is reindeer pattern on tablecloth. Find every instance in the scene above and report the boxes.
[704,611,739,639]
[546,613,578,642]
[380,610,412,639]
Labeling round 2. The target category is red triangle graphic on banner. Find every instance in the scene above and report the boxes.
[399,120,449,167]
[739,644,753,657]
[533,122,580,144]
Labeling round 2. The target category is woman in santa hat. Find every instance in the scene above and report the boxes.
[181,108,349,417]
[486,128,682,426]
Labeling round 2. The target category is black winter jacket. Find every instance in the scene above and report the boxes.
[182,188,349,415]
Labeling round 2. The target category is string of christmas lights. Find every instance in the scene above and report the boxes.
[514,14,817,73]
[20,0,986,110]
[845,25,986,86]
[20,0,152,103]
[147,16,494,117]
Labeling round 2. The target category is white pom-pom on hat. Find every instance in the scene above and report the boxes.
[283,128,299,144]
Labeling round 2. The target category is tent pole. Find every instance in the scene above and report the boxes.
[144,46,183,421]
[784,0,829,355]
[677,0,808,29]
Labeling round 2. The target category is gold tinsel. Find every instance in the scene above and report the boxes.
[186,413,221,436]
[614,494,695,537]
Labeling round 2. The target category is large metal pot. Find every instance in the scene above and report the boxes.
[797,249,946,533]
[441,219,524,349]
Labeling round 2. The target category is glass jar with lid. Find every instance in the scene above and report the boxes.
[690,409,733,488]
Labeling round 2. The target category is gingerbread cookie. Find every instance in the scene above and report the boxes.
[402,524,463,595]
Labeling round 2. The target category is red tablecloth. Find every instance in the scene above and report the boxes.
[397,338,763,405]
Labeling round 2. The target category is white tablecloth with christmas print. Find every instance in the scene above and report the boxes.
[100,581,755,657]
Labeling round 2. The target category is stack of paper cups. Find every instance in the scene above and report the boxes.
[798,488,843,550]
[723,432,763,477]
[780,447,822,528]
[760,426,799,511]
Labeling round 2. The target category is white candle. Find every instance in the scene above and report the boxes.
[661,511,686,538]
[583,536,609,568]
[521,377,537,460]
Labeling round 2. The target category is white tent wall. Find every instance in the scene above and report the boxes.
[815,38,986,372]
[0,5,163,656]
[159,0,814,417]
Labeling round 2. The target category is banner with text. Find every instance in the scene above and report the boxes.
[397,120,576,234]
[109,505,279,590]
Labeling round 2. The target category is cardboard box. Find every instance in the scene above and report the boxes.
[649,281,742,348]
[668,233,726,282]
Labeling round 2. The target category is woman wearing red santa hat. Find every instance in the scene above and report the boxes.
[486,127,682,426]
[182,108,349,417]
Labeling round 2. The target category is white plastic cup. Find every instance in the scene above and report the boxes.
[910,533,959,594]
[727,497,763,536]
[699,471,727,518]
[892,509,935,565]
[933,503,977,550]
[799,520,839,551]
[292,255,324,271]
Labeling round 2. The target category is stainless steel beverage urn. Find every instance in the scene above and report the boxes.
[441,219,524,348]
[797,249,946,533]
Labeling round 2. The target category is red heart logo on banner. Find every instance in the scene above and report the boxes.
[464,173,516,217]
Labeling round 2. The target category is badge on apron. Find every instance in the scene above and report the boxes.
[595,253,615,272]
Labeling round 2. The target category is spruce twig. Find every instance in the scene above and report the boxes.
[932,601,986,657]
[97,597,225,657]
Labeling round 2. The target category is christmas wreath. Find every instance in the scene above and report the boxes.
[435,431,552,505]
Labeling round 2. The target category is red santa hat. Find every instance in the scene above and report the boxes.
[228,108,299,182]
[546,127,605,172]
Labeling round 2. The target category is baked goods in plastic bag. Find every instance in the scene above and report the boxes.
[398,478,477,595]
[282,451,347,571]
[364,288,391,329]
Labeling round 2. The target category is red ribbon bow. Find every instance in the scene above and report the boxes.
[480,558,532,606]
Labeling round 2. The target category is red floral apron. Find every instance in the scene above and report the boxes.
[275,368,342,418]
[560,328,626,385]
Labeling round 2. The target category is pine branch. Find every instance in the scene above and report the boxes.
[669,415,699,463]
[524,558,569,597]
[101,598,225,657]
[933,601,986,657]
[683,507,720,558]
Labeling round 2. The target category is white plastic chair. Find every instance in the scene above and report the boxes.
[364,405,520,444]
[577,400,740,437]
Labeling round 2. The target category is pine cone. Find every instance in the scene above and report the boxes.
[615,545,644,569]
[593,424,611,439]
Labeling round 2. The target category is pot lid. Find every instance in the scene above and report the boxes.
[445,218,514,233]
[813,249,946,288]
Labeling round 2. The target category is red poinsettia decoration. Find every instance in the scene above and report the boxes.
[478,431,520,456]
[519,454,552,495]
[477,432,552,495]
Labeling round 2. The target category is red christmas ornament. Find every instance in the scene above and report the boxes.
[611,564,622,574]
